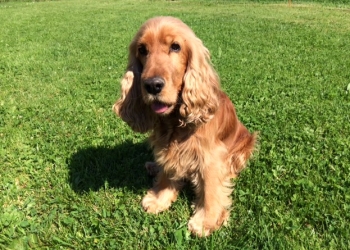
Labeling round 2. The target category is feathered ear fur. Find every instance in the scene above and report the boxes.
[113,40,155,133]
[180,36,220,126]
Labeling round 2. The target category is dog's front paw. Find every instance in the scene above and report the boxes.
[188,212,212,237]
[188,219,210,237]
[141,190,172,214]
[188,209,229,237]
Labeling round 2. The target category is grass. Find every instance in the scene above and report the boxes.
[1,0,350,248]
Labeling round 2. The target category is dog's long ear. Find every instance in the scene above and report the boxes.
[113,39,155,133]
[180,36,220,126]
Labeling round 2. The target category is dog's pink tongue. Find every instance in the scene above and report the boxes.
[151,102,169,114]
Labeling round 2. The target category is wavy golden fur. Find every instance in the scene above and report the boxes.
[113,16,257,236]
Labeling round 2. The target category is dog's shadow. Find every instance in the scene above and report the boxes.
[68,140,153,193]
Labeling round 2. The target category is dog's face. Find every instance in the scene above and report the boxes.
[116,16,219,129]
[134,18,189,115]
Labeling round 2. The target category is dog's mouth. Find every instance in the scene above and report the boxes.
[151,101,173,114]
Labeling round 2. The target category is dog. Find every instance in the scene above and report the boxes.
[113,16,256,236]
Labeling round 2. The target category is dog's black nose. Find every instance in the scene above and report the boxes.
[144,77,165,95]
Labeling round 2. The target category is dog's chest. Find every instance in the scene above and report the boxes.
[152,127,201,179]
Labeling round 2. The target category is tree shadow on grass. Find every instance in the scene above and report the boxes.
[67,140,154,193]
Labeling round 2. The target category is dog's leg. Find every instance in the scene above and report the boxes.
[229,126,257,178]
[142,170,183,214]
[188,148,232,237]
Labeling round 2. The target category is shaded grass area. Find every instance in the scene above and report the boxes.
[1,0,350,248]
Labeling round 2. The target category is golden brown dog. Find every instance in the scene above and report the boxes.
[113,16,256,236]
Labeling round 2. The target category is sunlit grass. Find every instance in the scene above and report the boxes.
[1,0,349,248]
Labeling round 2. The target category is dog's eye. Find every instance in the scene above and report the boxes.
[138,44,148,56]
[170,43,181,53]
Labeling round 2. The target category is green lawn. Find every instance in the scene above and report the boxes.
[1,0,350,249]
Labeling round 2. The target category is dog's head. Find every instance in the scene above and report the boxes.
[114,16,220,132]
